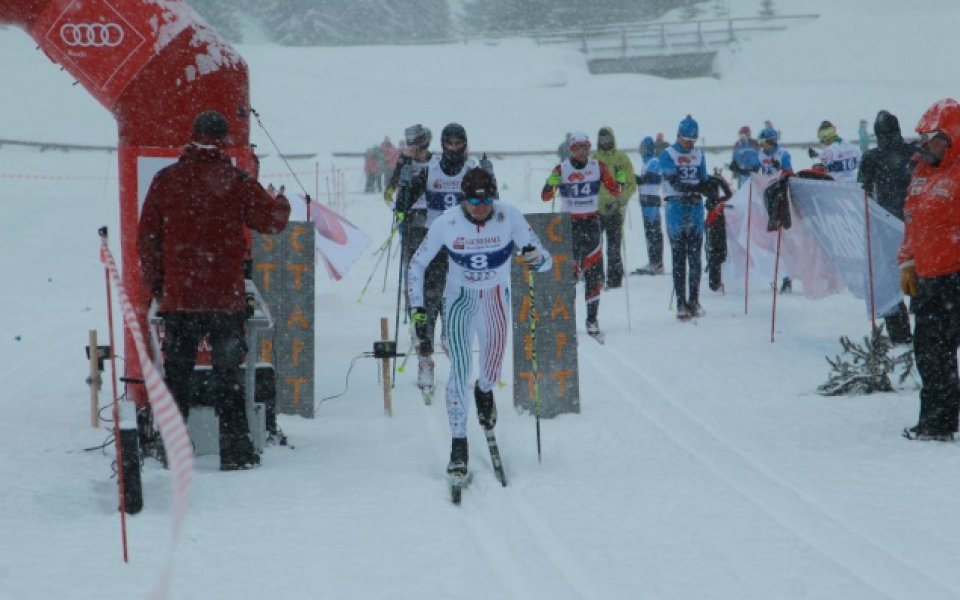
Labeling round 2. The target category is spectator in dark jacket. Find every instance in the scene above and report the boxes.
[859,110,917,345]
[137,110,291,470]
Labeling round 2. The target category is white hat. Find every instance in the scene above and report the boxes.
[568,131,590,149]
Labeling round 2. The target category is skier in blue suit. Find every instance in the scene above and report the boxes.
[633,136,665,274]
[659,115,709,319]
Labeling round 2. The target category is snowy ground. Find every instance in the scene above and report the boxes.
[3,1,960,599]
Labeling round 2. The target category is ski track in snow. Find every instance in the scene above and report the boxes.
[581,347,960,600]
[417,377,600,600]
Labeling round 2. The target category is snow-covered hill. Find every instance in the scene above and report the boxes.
[2,1,960,598]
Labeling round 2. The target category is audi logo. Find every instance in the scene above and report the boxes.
[59,23,125,48]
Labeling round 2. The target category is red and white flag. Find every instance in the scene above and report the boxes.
[290,195,371,280]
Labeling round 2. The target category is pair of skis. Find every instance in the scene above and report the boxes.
[450,428,507,505]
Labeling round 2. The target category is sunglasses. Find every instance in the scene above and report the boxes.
[466,196,494,206]
[678,136,697,143]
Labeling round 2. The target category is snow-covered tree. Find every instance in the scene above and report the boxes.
[817,326,915,396]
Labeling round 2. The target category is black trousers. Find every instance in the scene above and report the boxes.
[420,250,448,355]
[162,311,253,459]
[400,215,427,319]
[599,210,624,286]
[705,216,727,291]
[572,216,603,323]
[913,273,960,435]
[639,199,664,269]
[882,301,913,345]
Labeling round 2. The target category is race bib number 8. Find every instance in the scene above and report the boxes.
[469,254,488,269]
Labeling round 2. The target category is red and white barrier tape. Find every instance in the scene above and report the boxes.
[98,241,193,599]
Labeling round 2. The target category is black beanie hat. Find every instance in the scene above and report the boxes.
[461,167,496,199]
[193,110,229,140]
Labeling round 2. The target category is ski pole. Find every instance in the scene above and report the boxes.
[381,229,394,293]
[620,214,632,331]
[527,266,542,464]
[396,339,415,374]
[391,214,406,385]
[356,219,401,304]
[669,286,675,311]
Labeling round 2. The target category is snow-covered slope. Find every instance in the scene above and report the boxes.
[2,1,960,598]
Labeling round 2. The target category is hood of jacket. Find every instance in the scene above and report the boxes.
[915,98,960,167]
[596,126,617,152]
[874,110,904,150]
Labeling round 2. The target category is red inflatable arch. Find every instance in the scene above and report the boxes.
[1,0,257,404]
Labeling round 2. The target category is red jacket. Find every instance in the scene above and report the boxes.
[137,143,291,312]
[899,99,960,278]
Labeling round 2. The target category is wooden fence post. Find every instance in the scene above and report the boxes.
[88,329,100,428]
[380,317,392,417]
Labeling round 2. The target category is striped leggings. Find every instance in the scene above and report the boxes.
[443,285,509,438]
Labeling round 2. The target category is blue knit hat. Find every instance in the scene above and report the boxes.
[758,127,779,146]
[678,115,699,140]
[640,136,655,159]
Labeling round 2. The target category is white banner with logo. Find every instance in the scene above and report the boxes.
[788,177,904,318]
[722,175,904,318]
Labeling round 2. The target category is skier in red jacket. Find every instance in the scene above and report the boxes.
[898,98,960,441]
[138,110,291,469]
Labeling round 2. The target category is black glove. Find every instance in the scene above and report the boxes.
[708,174,732,200]
[807,147,819,159]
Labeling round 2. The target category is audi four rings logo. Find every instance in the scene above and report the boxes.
[59,23,125,48]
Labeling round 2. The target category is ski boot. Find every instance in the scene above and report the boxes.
[687,300,705,318]
[474,383,497,430]
[447,437,469,476]
[417,355,434,404]
[676,299,691,320]
[585,319,605,343]
[447,437,470,503]
[902,425,955,442]
[633,263,664,276]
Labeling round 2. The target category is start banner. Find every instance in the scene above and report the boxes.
[510,213,580,418]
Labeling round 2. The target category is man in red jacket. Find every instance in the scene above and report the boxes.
[898,98,960,442]
[138,110,291,469]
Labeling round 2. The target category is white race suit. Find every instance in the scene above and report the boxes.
[408,201,553,438]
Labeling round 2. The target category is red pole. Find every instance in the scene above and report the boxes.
[744,178,753,315]
[101,230,129,563]
[771,226,782,343]
[863,190,877,328]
